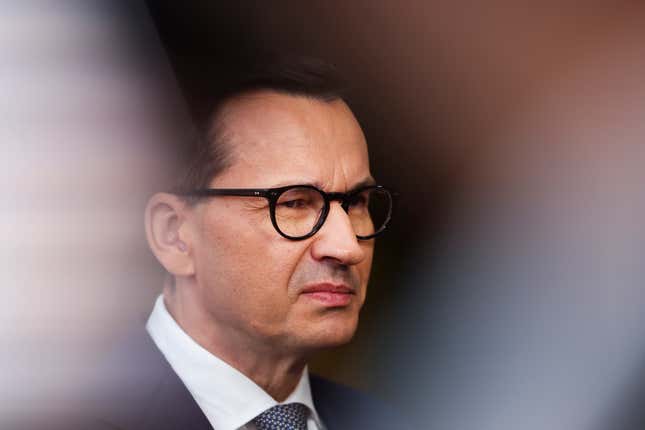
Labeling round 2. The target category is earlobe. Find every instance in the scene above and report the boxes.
[144,193,195,277]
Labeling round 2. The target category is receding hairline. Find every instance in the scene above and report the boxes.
[174,55,352,195]
[210,87,347,129]
[206,88,352,175]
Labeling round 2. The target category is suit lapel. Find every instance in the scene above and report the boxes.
[98,328,212,430]
[310,375,344,430]
[140,369,212,430]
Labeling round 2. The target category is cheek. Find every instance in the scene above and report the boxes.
[260,240,310,293]
[196,205,273,269]
[197,220,307,310]
[192,214,263,303]
[359,242,375,278]
[357,244,374,300]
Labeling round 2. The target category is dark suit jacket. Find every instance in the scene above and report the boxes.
[64,329,409,430]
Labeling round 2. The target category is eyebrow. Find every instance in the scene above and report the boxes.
[347,177,377,193]
[269,177,376,192]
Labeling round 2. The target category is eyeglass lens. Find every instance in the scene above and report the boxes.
[274,186,391,239]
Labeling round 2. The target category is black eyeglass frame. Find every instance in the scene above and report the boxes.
[183,184,395,241]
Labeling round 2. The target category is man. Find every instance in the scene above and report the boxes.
[88,58,401,430]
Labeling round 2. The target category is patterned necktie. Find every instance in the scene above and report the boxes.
[252,402,310,430]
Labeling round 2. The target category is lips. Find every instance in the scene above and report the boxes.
[300,283,356,307]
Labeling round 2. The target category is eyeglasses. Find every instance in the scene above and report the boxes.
[184,184,395,241]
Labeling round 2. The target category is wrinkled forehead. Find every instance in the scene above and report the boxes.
[211,90,371,190]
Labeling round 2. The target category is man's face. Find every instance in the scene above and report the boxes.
[186,91,374,354]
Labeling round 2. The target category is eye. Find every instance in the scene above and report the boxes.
[280,199,308,209]
[348,192,369,207]
[276,187,323,214]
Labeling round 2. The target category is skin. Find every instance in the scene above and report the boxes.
[145,90,374,401]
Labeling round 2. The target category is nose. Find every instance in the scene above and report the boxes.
[310,201,366,266]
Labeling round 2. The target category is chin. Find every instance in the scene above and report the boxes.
[304,314,360,349]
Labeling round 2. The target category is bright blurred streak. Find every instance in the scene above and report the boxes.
[0,1,187,424]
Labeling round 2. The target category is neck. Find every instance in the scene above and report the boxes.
[162,281,308,401]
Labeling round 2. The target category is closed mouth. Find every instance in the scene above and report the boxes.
[300,283,355,295]
[299,283,356,307]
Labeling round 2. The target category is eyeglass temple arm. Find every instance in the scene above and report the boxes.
[184,189,271,198]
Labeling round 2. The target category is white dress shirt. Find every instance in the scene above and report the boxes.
[146,295,325,430]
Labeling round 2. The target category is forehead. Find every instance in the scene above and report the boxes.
[211,90,371,190]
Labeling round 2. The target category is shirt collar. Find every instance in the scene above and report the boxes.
[146,295,322,430]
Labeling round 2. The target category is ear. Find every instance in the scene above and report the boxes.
[144,193,195,277]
